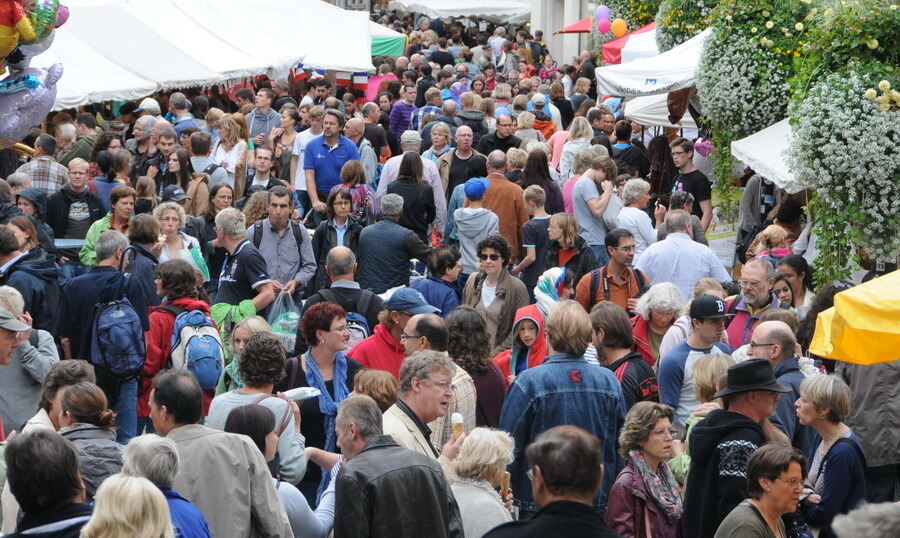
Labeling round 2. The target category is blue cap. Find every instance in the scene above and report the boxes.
[162,185,189,202]
[386,287,440,315]
[464,177,489,200]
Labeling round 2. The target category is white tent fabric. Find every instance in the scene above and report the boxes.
[623,94,698,130]
[618,28,659,64]
[387,0,530,24]
[595,28,710,97]
[731,119,807,194]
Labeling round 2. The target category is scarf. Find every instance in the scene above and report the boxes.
[629,449,683,522]
[304,350,349,499]
[534,267,566,318]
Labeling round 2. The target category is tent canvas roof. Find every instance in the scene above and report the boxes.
[730,119,807,194]
[387,0,530,24]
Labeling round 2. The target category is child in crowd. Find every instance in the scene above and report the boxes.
[454,177,499,278]
[513,185,551,302]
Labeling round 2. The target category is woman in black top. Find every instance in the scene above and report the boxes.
[386,151,435,243]
[550,82,574,130]
[309,189,363,294]
[203,183,234,294]
[517,149,565,214]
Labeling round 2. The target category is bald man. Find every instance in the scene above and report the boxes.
[749,320,811,452]
[344,117,377,182]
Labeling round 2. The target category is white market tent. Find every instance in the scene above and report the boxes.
[25,0,396,109]
[387,0,531,24]
[731,119,807,194]
[595,28,710,97]
[623,94,698,130]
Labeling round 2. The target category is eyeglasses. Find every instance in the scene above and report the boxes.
[331,325,350,333]
[671,150,687,157]
[400,332,419,340]
[427,378,453,390]
[749,342,776,349]
[650,428,678,437]
[738,279,765,287]
[333,200,351,206]
[478,253,501,261]
[776,477,803,489]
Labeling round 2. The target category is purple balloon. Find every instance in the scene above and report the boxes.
[0,64,63,149]
[596,5,611,20]
[598,18,611,34]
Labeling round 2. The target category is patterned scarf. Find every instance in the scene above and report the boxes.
[534,267,566,318]
[304,350,349,500]
[629,449,683,522]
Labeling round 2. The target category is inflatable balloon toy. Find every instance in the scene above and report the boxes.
[611,18,628,37]
[597,18,611,34]
[0,63,62,149]
[0,0,37,75]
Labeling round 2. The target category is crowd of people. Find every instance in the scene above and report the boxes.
[0,10,898,538]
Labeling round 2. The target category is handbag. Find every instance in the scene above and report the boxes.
[783,506,815,538]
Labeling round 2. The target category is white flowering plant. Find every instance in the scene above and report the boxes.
[655,0,718,52]
[607,0,663,28]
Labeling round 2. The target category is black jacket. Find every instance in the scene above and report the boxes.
[485,500,621,538]
[415,76,436,108]
[46,186,105,239]
[124,243,161,308]
[606,351,659,410]
[613,144,651,179]
[6,503,93,538]
[334,435,463,538]
[357,218,431,294]
[1,247,60,332]
[544,234,598,288]
[309,218,363,294]
[683,409,766,538]
[387,177,436,243]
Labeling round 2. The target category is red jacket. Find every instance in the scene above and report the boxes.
[492,304,547,386]
[346,323,404,379]
[139,297,215,417]
[631,315,656,367]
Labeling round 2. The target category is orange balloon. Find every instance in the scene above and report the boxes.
[611,18,627,37]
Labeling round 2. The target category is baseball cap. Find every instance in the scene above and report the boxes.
[400,130,422,145]
[162,185,190,202]
[689,294,728,320]
[464,177,489,200]
[118,102,138,116]
[135,97,161,115]
[0,307,30,332]
[531,93,547,107]
[386,287,440,315]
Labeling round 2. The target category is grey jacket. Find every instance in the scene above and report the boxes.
[454,207,499,274]
[59,424,123,501]
[837,359,900,467]
[0,330,58,436]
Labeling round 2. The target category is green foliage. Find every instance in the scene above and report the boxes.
[655,0,718,51]
[607,0,664,28]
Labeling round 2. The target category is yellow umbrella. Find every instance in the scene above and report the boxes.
[809,270,900,364]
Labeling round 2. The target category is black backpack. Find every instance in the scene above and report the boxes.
[588,266,648,305]
[252,220,304,251]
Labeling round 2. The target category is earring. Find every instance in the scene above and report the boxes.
[819,413,825,419]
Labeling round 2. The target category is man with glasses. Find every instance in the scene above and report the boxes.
[47,158,105,280]
[476,114,523,155]
[724,257,791,348]
[669,137,713,231]
[0,305,29,365]
[575,228,649,314]
[658,295,733,425]
[382,349,465,480]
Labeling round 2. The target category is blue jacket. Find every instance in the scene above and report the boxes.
[410,276,459,318]
[802,433,867,537]
[771,357,812,454]
[162,488,212,538]
[499,353,626,514]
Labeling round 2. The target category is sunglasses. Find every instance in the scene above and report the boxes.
[478,253,501,261]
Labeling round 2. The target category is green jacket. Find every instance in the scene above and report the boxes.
[79,213,133,266]
[58,134,98,167]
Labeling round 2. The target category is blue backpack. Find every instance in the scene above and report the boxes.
[89,296,145,379]
[160,306,224,390]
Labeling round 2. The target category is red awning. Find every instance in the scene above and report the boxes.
[555,17,592,34]
[601,22,656,64]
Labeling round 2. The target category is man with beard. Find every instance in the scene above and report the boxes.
[125,115,157,182]
[575,228,648,315]
[724,258,791,348]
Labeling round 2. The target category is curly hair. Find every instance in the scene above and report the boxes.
[300,302,347,348]
[242,191,269,226]
[618,401,675,459]
[352,369,398,412]
[237,332,286,387]
[156,259,199,300]
[446,306,492,373]
[476,234,511,267]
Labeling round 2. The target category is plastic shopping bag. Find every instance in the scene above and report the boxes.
[268,292,301,353]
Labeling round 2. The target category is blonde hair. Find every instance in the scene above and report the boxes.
[750,224,790,255]
[217,116,241,147]
[544,300,592,357]
[799,375,851,423]
[153,201,186,228]
[80,474,174,538]
[506,148,527,170]
[231,316,271,347]
[549,212,578,249]
[493,83,512,101]
[242,191,270,226]
[692,352,735,403]
[453,428,514,482]
[619,402,675,458]
[568,116,593,141]
[353,369,399,412]
[517,111,536,129]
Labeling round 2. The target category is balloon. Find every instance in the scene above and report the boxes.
[56,5,69,27]
[597,18,611,34]
[596,5,610,20]
[611,18,628,37]
[0,64,63,149]
[23,0,60,45]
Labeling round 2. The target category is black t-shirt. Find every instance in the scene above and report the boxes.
[430,50,454,68]
[672,169,711,219]
[447,152,488,201]
[607,352,659,410]
[363,123,387,158]
[521,217,551,289]
[213,240,271,306]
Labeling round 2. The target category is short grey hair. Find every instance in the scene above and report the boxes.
[0,285,25,316]
[153,201,186,228]
[744,257,775,279]
[664,209,692,234]
[95,230,129,261]
[381,193,404,217]
[361,102,379,117]
[635,282,685,321]
[169,94,190,111]
[5,173,30,189]
[56,123,76,144]
[832,502,900,538]
[121,434,180,489]
[486,149,507,170]
[336,395,383,439]
[135,115,157,133]
[215,207,247,239]
[573,145,608,175]
[325,247,356,276]
[622,178,651,206]
[398,350,454,394]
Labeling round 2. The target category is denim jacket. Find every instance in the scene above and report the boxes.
[499,353,627,515]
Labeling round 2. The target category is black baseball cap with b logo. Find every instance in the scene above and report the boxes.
[689,294,728,319]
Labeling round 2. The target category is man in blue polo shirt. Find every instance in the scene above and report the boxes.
[213,207,275,314]
[304,109,360,214]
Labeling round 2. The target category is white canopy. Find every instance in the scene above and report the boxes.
[595,28,710,97]
[387,0,530,24]
[623,94,698,130]
[731,119,808,194]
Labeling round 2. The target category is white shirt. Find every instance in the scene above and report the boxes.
[482,283,497,307]
[634,232,731,301]
[617,206,658,263]
[292,128,321,190]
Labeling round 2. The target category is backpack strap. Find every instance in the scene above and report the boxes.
[287,356,300,389]
[202,163,219,176]
[634,268,646,290]
[290,221,304,249]
[724,297,740,328]
[588,269,601,303]
[251,394,293,436]
[356,290,374,316]
[318,288,338,304]
[252,224,263,249]
[158,304,184,317]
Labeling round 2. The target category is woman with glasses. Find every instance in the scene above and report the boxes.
[309,189,363,294]
[462,235,530,356]
[796,375,867,537]
[715,443,807,538]
[608,402,682,538]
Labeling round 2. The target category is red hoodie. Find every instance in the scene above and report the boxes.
[139,297,215,417]
[346,323,405,379]
[492,304,548,386]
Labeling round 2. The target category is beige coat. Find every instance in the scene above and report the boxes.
[383,403,456,483]
[167,424,292,538]
[185,175,210,217]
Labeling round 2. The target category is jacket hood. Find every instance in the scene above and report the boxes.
[690,409,763,464]
[454,208,496,239]
[457,109,485,121]
[17,187,48,219]
[532,110,552,122]
[151,296,211,316]
[504,304,548,374]
[9,248,59,283]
